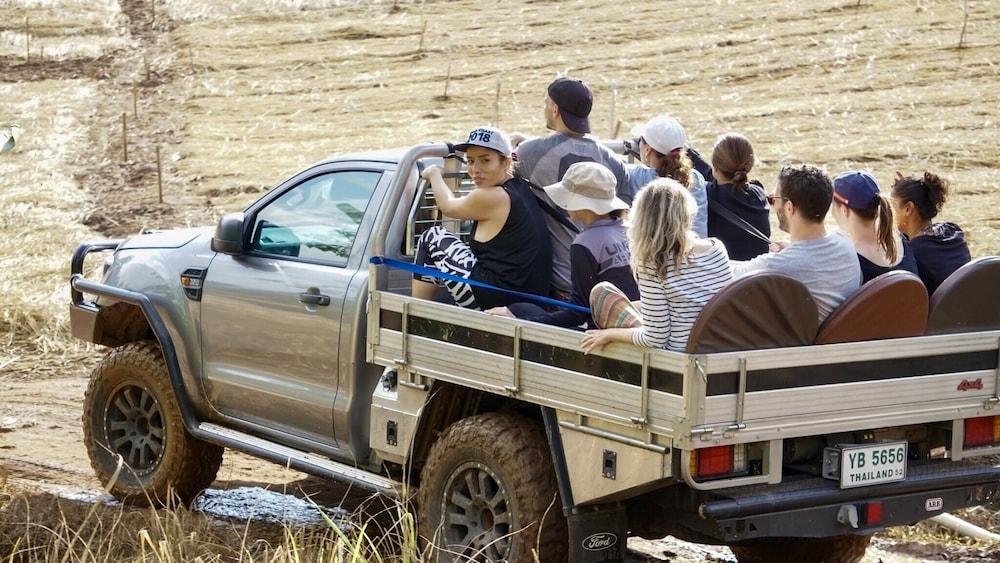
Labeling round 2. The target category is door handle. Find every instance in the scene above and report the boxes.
[299,292,331,306]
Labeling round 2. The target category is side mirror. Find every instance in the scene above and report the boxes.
[211,213,245,255]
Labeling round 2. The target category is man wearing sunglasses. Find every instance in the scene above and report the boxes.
[732,165,861,322]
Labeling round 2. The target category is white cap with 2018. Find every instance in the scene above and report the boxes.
[454,126,512,157]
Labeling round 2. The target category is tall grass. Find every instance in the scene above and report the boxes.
[0,488,427,562]
[0,79,105,379]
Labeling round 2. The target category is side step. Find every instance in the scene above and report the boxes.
[197,423,400,496]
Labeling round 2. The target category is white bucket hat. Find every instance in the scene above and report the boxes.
[630,115,686,156]
[544,162,628,215]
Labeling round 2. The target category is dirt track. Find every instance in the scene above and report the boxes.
[2,0,1000,561]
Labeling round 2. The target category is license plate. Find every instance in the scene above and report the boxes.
[836,441,907,489]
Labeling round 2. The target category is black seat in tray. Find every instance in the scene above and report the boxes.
[926,256,1000,335]
[815,271,928,345]
[685,272,818,354]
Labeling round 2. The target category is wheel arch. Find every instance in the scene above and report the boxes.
[409,381,543,478]
[93,301,155,347]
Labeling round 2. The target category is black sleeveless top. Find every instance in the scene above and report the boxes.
[469,176,553,309]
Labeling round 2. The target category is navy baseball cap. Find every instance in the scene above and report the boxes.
[547,77,592,134]
[833,171,880,210]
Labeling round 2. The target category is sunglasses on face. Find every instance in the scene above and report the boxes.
[766,194,786,206]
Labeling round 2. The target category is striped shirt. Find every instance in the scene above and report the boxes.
[632,239,733,352]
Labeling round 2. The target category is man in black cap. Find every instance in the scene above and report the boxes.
[515,77,629,299]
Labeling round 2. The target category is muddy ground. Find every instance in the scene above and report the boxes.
[1,0,999,561]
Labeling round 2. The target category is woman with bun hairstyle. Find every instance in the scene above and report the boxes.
[832,171,919,283]
[705,133,771,260]
[891,171,971,293]
[625,115,708,237]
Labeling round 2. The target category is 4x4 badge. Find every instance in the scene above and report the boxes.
[957,378,984,391]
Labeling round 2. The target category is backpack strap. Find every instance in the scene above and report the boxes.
[523,178,582,235]
[709,199,771,245]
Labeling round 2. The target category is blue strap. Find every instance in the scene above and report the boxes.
[370,256,592,315]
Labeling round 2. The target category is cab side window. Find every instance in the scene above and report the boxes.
[251,170,381,266]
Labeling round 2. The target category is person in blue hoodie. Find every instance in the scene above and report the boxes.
[890,171,971,294]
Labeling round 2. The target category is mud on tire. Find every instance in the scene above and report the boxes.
[417,412,568,562]
[82,341,223,505]
[730,534,872,563]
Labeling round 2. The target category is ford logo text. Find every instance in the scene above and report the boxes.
[582,532,618,551]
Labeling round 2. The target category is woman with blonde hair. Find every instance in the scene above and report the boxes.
[582,178,732,353]
[832,171,918,283]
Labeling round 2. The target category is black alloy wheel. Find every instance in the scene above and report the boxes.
[83,341,223,505]
[105,383,166,474]
[440,461,513,561]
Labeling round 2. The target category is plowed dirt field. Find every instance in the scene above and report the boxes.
[1,0,998,561]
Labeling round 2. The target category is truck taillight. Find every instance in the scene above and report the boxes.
[690,445,748,479]
[963,416,1000,448]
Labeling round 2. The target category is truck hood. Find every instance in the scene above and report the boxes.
[117,227,212,250]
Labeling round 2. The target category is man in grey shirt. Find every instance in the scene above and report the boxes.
[732,165,861,322]
[514,77,629,297]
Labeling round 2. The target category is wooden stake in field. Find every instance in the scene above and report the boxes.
[418,19,428,53]
[132,84,139,119]
[609,84,618,138]
[442,52,452,100]
[144,55,151,82]
[150,0,155,23]
[493,74,501,126]
[156,146,163,203]
[959,0,970,49]
[121,112,128,163]
[612,119,623,139]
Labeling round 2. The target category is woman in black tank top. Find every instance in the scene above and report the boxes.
[412,127,552,310]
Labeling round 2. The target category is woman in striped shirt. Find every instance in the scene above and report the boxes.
[581,178,733,354]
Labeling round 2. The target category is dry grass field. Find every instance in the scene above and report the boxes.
[1,0,999,561]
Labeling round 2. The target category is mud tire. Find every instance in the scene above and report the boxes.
[417,412,567,562]
[82,341,223,506]
[730,534,872,563]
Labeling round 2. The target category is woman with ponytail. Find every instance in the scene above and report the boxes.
[625,115,708,237]
[705,133,771,260]
[891,171,971,293]
[832,171,919,283]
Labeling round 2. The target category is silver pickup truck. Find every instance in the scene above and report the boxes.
[70,142,1000,563]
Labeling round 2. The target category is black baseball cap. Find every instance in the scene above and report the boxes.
[547,77,592,134]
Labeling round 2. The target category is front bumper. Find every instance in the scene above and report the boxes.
[69,240,122,344]
[70,301,100,343]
